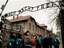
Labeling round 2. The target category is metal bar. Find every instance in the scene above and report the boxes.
[0,0,9,16]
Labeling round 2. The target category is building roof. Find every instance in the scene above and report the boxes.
[39,24,47,27]
[8,15,48,30]
[10,15,31,22]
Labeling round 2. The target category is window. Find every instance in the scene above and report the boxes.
[38,28,39,32]
[33,25,34,30]
[15,24,19,29]
[39,28,41,32]
[39,28,40,32]
[40,29,41,32]
[37,27,38,32]
[4,25,6,29]
[21,23,25,29]
[29,23,31,30]
[36,26,37,31]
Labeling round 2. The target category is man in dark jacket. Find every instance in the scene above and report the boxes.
[16,34,23,48]
[43,35,49,48]
[7,33,16,48]
[52,36,60,48]
[48,35,53,48]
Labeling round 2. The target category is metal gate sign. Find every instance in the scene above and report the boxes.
[1,1,64,19]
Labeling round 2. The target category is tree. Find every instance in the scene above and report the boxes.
[56,31,62,40]
[56,15,61,30]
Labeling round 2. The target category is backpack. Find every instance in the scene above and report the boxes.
[7,39,16,48]
[52,38,60,45]
[16,38,22,48]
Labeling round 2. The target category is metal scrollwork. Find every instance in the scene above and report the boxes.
[1,1,64,19]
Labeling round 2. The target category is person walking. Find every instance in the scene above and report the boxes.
[16,33,23,48]
[52,35,60,48]
[42,35,49,48]
[24,31,32,48]
[41,36,44,48]
[48,35,53,48]
[36,35,42,48]
[32,36,37,48]
[7,33,16,48]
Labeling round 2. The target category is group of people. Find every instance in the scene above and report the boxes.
[32,34,60,48]
[7,33,24,48]
[1,30,60,48]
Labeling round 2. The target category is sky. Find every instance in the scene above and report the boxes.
[0,0,59,33]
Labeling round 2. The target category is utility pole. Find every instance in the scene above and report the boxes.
[60,0,64,48]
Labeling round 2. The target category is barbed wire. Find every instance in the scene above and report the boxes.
[1,1,64,20]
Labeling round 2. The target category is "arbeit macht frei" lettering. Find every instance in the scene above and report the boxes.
[2,1,64,19]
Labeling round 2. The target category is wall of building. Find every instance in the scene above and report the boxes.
[24,18,46,36]
[3,17,52,37]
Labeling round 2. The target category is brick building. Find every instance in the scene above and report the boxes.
[3,15,52,36]
[9,15,48,36]
[2,15,52,48]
